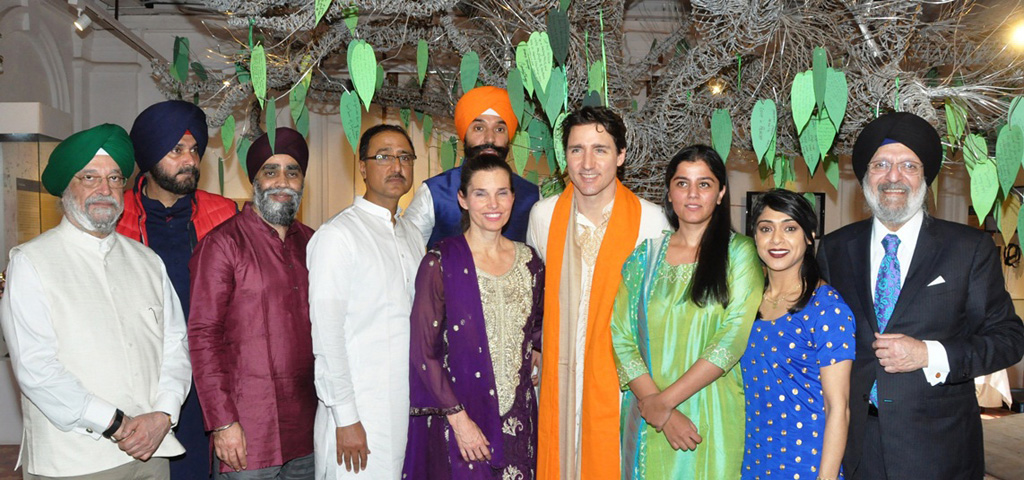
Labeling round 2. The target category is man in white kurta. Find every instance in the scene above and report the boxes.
[308,125,425,480]
[0,124,191,479]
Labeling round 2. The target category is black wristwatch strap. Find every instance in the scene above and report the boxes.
[102,409,124,439]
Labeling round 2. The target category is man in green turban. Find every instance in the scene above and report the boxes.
[0,124,192,479]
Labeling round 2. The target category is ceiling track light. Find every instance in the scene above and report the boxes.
[74,10,92,31]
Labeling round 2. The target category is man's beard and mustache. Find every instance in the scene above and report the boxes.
[253,181,303,226]
[863,178,927,226]
[465,143,510,161]
[62,192,124,236]
[150,163,200,195]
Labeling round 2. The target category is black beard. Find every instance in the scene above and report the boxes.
[150,164,200,195]
[464,143,510,161]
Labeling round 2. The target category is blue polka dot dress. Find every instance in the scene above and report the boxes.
[740,285,856,480]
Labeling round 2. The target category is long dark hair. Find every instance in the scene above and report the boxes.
[747,188,821,315]
[664,145,731,308]
[458,153,515,232]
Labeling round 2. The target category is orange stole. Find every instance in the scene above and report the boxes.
[536,181,642,480]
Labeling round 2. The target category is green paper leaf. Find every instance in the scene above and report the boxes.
[765,137,776,170]
[507,68,525,123]
[803,192,818,211]
[825,154,840,191]
[315,0,332,25]
[344,11,358,36]
[529,119,553,173]
[527,32,553,94]
[816,110,837,162]
[235,60,250,84]
[588,60,605,96]
[511,129,530,175]
[375,63,385,93]
[193,92,199,105]
[218,157,224,196]
[582,91,602,107]
[1009,97,1024,129]
[824,68,847,131]
[799,117,821,174]
[339,91,361,155]
[812,47,827,111]
[422,114,433,144]
[171,37,190,83]
[945,100,967,145]
[964,133,988,170]
[415,110,424,124]
[221,115,235,154]
[515,42,534,97]
[460,51,480,94]
[348,40,377,111]
[710,109,732,163]
[971,158,999,223]
[791,70,814,134]
[552,111,568,173]
[265,97,277,154]
[543,67,567,125]
[289,80,309,124]
[758,156,771,182]
[527,170,540,185]
[417,40,428,87]
[773,155,788,188]
[750,99,777,163]
[295,106,309,138]
[400,108,411,128]
[547,9,570,67]
[997,125,1024,198]
[999,195,1020,245]
[191,61,208,81]
[560,0,571,11]
[237,137,252,178]
[251,44,267,109]
[440,137,456,171]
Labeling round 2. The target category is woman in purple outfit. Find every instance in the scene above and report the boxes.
[403,153,543,479]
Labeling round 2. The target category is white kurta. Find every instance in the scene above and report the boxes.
[307,197,425,480]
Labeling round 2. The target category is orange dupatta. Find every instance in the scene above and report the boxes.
[536,181,642,480]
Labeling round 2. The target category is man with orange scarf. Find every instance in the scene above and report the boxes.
[527,106,669,479]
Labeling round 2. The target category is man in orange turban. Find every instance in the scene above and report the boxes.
[404,86,539,249]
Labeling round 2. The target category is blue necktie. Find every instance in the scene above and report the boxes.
[870,234,901,406]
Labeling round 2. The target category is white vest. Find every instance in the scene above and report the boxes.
[13,220,185,477]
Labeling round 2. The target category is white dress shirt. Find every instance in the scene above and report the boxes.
[403,183,435,246]
[307,197,425,479]
[869,211,950,385]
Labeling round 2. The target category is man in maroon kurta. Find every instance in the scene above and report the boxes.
[188,127,317,479]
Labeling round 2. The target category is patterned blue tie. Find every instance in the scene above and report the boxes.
[870,234,901,405]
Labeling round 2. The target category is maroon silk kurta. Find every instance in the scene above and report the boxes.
[188,203,317,473]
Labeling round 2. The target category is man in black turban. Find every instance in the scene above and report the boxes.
[115,100,238,479]
[818,112,1024,479]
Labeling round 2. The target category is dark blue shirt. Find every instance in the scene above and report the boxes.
[140,193,194,318]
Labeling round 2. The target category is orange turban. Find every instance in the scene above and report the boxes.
[454,86,518,141]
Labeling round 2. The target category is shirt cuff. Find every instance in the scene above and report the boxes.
[152,394,184,426]
[922,340,950,386]
[78,396,117,439]
[330,403,360,427]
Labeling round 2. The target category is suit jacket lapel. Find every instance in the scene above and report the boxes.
[887,216,940,330]
[845,222,879,334]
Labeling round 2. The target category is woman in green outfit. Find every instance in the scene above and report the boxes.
[611,144,763,479]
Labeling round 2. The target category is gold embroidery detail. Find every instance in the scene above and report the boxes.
[478,243,533,416]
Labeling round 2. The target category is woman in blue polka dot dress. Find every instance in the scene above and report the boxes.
[741,189,855,480]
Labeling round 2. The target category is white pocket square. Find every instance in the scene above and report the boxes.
[927,276,946,287]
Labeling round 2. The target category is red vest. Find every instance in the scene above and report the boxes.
[117,175,238,248]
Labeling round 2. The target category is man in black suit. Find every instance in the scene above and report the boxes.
[818,112,1024,480]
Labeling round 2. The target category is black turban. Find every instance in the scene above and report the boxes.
[852,112,942,185]
[130,100,208,173]
[246,127,309,183]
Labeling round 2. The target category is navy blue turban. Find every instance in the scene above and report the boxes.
[130,100,208,173]
[852,112,942,186]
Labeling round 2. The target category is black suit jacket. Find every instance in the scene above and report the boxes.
[818,216,1024,479]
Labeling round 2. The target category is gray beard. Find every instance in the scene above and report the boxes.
[61,192,123,235]
[253,182,302,226]
[863,178,927,226]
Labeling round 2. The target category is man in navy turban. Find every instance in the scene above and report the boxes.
[116,100,238,479]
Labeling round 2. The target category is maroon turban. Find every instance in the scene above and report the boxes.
[246,128,309,183]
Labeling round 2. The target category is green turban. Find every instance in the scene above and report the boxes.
[42,124,135,197]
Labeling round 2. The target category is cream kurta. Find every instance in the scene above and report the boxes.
[308,197,425,480]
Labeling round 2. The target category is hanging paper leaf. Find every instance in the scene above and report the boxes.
[339,91,361,154]
[996,124,1024,197]
[526,170,540,185]
[507,68,526,123]
[1009,96,1024,129]
[529,119,553,173]
[218,157,225,195]
[758,155,771,182]
[415,110,424,123]
[710,109,732,163]
[516,42,535,97]
[417,39,429,87]
[527,32,553,94]
[791,70,814,134]
[971,158,999,223]
[999,194,1021,245]
[799,117,821,174]
[511,129,530,175]
[251,44,267,109]
[400,108,411,128]
[547,9,570,67]
[803,193,818,211]
[375,64,385,94]
[440,137,456,171]
[171,37,190,83]
[945,100,967,145]
[824,68,847,130]
[460,51,480,94]
[816,110,837,163]
[582,91,602,107]
[560,0,571,11]
[348,40,378,111]
[552,111,568,173]
[750,99,777,163]
[824,154,840,191]
[265,97,277,154]
[295,106,309,138]
[344,10,358,36]
[521,101,535,130]
[191,61,208,81]
[588,60,605,96]
[314,0,332,25]
[237,137,252,178]
[422,114,433,144]
[543,67,567,125]
[290,81,309,125]
[765,137,776,170]
[221,115,235,154]
[963,133,988,170]
[773,155,789,188]
[812,47,828,111]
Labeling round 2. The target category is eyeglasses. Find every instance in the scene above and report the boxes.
[73,173,127,188]
[867,160,923,176]
[361,154,416,166]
